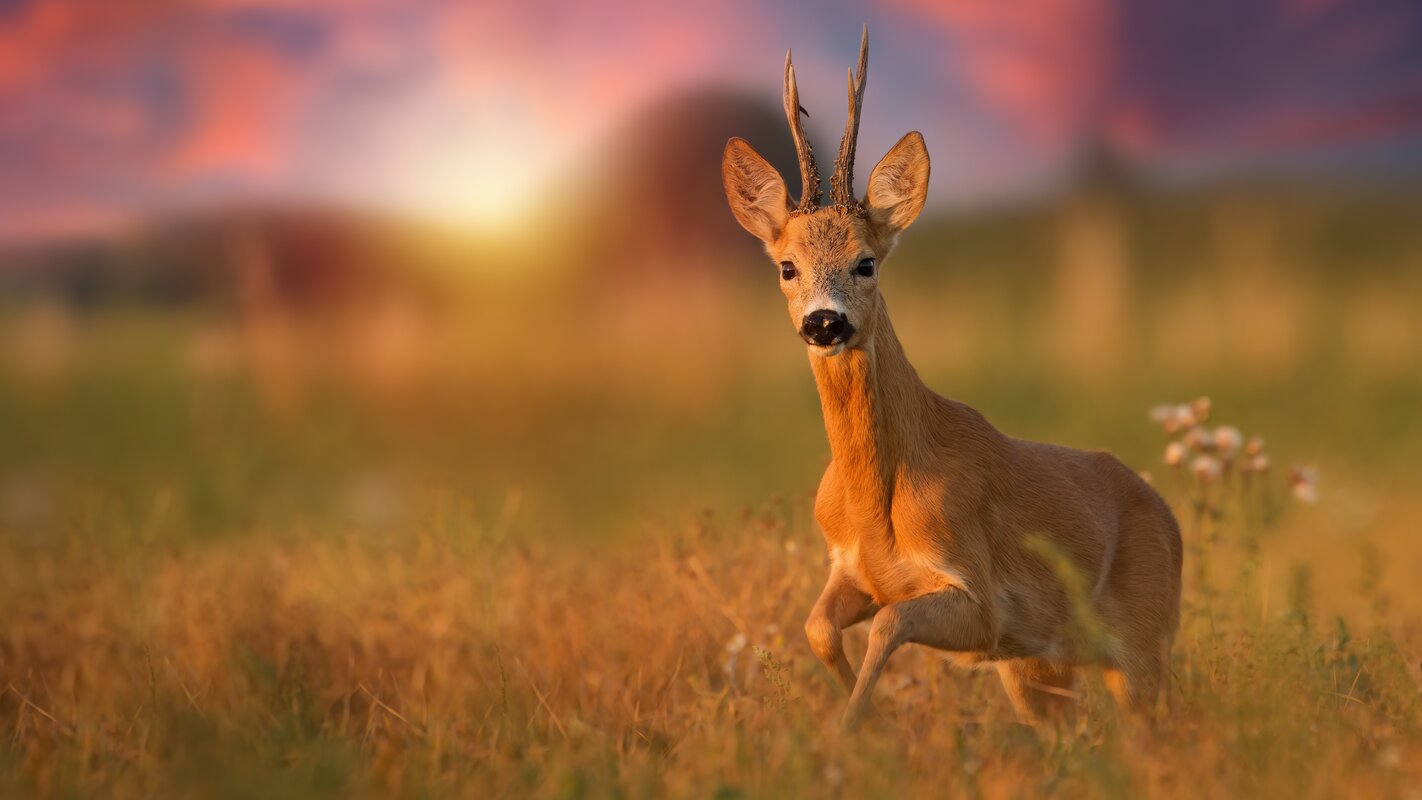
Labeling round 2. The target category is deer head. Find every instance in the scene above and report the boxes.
[722,27,930,357]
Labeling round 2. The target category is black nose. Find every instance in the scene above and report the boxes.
[800,310,853,347]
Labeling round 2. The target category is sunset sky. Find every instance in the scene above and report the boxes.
[2,0,1421,242]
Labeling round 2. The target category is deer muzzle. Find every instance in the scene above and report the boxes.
[800,309,855,348]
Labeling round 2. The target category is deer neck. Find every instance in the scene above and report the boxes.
[809,297,927,522]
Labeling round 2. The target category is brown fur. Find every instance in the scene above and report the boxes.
[722,74,1181,730]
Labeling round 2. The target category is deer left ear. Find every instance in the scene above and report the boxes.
[866,132,930,235]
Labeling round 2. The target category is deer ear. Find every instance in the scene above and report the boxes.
[866,132,930,234]
[722,138,790,245]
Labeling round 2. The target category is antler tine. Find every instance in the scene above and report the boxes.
[784,50,822,211]
[830,25,869,207]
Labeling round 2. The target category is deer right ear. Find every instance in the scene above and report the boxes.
[722,138,790,245]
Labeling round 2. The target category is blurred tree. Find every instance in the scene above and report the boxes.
[583,87,806,280]
[1047,137,1138,383]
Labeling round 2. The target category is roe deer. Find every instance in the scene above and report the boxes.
[721,28,1182,729]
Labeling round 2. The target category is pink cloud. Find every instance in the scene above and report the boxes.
[1249,90,1422,151]
[885,0,1114,148]
[161,39,310,178]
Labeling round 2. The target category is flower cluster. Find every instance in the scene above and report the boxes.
[1150,396,1316,504]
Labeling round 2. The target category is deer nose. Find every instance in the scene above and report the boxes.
[800,310,852,347]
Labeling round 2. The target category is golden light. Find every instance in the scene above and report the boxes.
[396,109,557,238]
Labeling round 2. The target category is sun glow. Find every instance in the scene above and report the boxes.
[405,148,541,236]
[395,106,560,238]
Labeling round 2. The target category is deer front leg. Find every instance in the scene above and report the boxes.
[842,587,996,730]
[804,569,877,692]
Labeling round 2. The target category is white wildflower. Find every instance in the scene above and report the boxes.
[1214,426,1242,458]
[723,632,749,682]
[1191,455,1222,483]
[1289,467,1319,504]
[1163,441,1187,467]
[1191,396,1212,423]
[1165,404,1196,434]
[1182,426,1212,453]
[1149,404,1174,427]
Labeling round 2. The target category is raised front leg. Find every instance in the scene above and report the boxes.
[804,569,878,692]
[842,588,996,729]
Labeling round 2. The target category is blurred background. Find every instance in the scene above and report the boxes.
[6,7,1422,795]
[1,0,1420,571]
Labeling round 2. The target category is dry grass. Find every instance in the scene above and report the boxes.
[3,489,1420,798]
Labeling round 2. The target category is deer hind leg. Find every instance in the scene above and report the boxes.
[1103,637,1169,716]
[997,658,1077,724]
[804,570,878,692]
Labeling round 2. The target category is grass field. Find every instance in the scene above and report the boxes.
[2,196,1422,798]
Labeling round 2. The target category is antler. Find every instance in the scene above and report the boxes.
[830,26,868,208]
[783,50,822,211]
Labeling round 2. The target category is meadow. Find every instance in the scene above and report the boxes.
[1,189,1421,797]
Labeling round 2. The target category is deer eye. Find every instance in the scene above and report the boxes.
[780,262,798,281]
[855,258,876,277]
